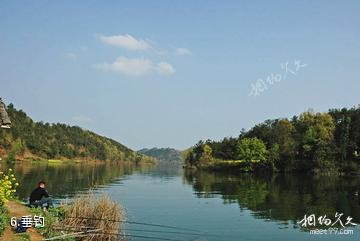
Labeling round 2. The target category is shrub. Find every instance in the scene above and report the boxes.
[31,206,74,241]
[0,169,19,206]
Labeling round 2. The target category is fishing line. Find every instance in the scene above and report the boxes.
[51,225,203,236]
[50,227,185,241]
[43,228,102,241]
[122,228,202,236]
[86,231,185,241]
[63,215,199,232]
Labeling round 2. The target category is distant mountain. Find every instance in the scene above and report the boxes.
[0,104,154,163]
[138,148,183,162]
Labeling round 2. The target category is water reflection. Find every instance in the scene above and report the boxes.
[183,170,360,228]
[2,160,360,239]
[0,161,156,201]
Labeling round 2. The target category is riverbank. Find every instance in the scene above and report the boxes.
[0,152,157,165]
[1,194,125,241]
[1,201,43,241]
[184,158,360,175]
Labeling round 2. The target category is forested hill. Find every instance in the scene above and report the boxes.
[186,106,360,173]
[138,148,182,162]
[0,104,153,163]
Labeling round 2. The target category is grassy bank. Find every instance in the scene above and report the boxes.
[1,194,125,241]
[30,194,126,241]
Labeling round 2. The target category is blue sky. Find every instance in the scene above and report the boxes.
[0,0,359,150]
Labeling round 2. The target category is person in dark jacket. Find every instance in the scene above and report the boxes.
[29,181,52,208]
[0,97,11,129]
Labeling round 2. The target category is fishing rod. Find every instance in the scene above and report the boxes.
[43,228,102,241]
[83,231,186,241]
[122,228,203,237]
[47,227,186,241]
[63,215,200,232]
[51,225,203,237]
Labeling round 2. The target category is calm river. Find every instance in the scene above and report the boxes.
[2,161,360,241]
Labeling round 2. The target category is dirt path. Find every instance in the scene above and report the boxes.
[0,201,43,241]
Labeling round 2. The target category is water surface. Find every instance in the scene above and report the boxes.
[2,161,360,241]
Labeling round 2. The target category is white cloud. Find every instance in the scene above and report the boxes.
[96,57,153,76]
[98,34,151,51]
[65,52,78,61]
[156,62,175,75]
[96,57,175,76]
[175,48,191,56]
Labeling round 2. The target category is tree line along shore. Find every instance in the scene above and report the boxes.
[185,106,360,174]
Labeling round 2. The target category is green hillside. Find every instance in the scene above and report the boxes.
[0,104,153,163]
[138,147,182,162]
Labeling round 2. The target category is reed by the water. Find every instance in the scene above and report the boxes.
[62,193,125,241]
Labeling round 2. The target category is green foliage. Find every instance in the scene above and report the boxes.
[298,112,335,162]
[236,137,267,162]
[211,137,238,160]
[6,138,25,163]
[0,205,8,236]
[185,141,215,167]
[199,144,213,166]
[186,105,360,173]
[268,144,280,168]
[0,169,19,206]
[272,120,297,161]
[0,104,151,163]
[138,148,182,162]
[0,169,17,237]
[31,206,74,241]
[234,138,268,171]
[329,107,360,161]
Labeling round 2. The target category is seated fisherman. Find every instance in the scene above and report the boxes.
[29,181,53,208]
[0,97,11,129]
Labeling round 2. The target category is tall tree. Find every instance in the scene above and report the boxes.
[236,137,268,162]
